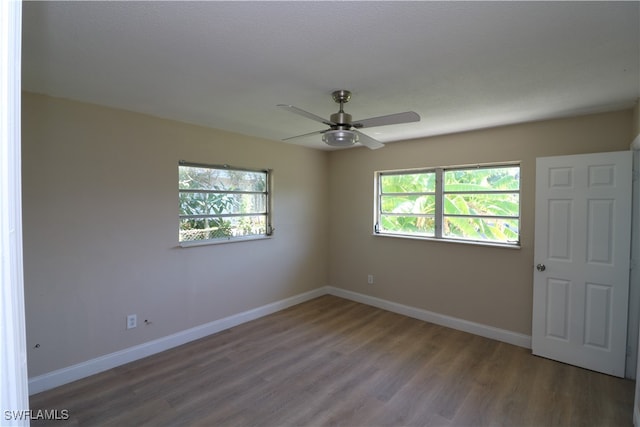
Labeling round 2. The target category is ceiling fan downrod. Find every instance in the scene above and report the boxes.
[330,90,352,126]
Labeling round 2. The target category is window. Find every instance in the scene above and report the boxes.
[178,162,272,245]
[375,164,520,246]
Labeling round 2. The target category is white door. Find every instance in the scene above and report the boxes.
[532,151,632,377]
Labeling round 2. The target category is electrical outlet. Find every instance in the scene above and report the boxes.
[367,274,374,285]
[127,314,137,329]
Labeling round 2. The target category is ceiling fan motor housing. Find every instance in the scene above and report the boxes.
[330,111,352,126]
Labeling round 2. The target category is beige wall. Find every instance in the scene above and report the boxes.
[328,109,633,336]
[22,93,330,376]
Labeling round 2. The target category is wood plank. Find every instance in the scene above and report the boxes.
[29,295,634,426]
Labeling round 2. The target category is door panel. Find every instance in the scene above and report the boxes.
[584,282,611,349]
[532,151,632,377]
[545,278,570,340]
[548,199,572,260]
[587,199,614,264]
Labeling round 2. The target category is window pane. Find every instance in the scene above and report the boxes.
[443,194,519,217]
[443,217,519,242]
[381,172,435,193]
[380,215,435,236]
[179,163,270,244]
[179,215,266,242]
[179,192,266,215]
[381,195,435,214]
[179,166,266,192]
[444,167,519,192]
[376,164,520,245]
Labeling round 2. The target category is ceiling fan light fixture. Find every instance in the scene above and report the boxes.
[322,130,358,147]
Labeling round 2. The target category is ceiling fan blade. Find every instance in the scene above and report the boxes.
[353,130,384,150]
[353,111,420,129]
[277,104,335,126]
[282,129,326,141]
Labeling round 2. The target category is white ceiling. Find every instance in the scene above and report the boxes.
[22,1,640,150]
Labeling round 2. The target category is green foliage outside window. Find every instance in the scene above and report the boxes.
[179,164,269,243]
[378,165,520,244]
[380,172,436,236]
[443,167,519,242]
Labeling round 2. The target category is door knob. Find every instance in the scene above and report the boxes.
[536,264,546,272]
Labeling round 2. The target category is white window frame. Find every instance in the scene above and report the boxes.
[179,162,273,247]
[374,163,521,248]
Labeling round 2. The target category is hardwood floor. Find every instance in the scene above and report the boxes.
[30,295,634,426]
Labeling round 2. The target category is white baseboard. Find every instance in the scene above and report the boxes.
[28,287,327,395]
[29,285,531,395]
[326,287,532,349]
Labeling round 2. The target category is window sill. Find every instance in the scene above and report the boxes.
[372,232,521,249]
[179,235,272,248]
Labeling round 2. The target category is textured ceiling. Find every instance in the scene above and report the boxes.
[22,1,640,150]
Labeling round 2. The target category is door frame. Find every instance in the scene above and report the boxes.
[630,136,640,425]
[629,147,640,379]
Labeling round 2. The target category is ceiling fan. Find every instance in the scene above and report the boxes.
[277,90,420,150]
